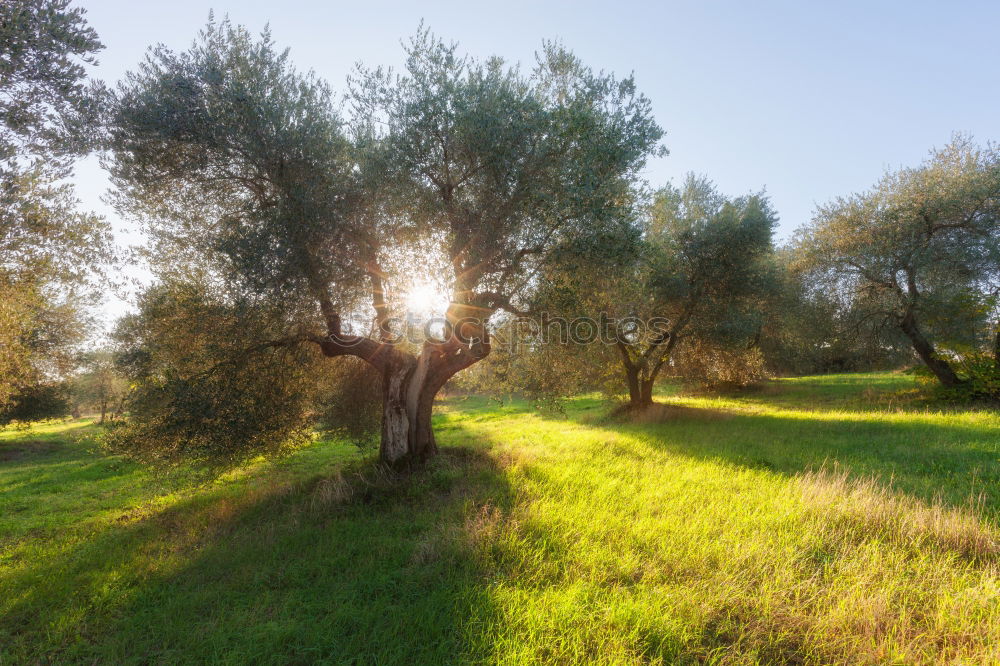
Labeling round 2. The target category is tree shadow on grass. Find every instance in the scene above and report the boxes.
[1,443,519,664]
[606,398,1000,519]
[436,401,1000,664]
[3,380,997,663]
[439,377,1000,518]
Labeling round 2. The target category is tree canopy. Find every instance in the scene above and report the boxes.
[0,0,109,419]
[0,0,103,176]
[797,136,1000,390]
[105,20,664,464]
[614,175,777,405]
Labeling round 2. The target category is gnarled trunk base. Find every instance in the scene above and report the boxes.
[379,355,438,467]
[898,312,963,388]
[624,366,657,409]
[378,340,485,467]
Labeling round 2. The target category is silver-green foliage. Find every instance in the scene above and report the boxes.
[105,20,664,461]
[0,0,110,413]
[797,136,1000,390]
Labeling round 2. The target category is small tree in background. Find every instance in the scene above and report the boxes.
[796,137,1000,393]
[72,349,127,423]
[611,176,777,407]
[465,176,777,408]
[0,273,93,423]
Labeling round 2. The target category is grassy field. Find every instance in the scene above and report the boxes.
[2,372,999,664]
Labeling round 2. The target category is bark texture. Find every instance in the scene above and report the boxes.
[898,311,963,387]
[617,328,677,409]
[314,295,489,466]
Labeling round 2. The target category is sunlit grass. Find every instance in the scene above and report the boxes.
[439,382,1000,663]
[2,373,999,663]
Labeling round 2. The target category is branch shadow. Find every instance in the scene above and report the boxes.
[4,377,997,663]
[1,441,518,664]
[602,397,1000,520]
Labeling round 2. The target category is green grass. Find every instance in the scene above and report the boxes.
[2,372,999,663]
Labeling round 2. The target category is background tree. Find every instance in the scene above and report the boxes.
[0,380,69,425]
[71,348,127,423]
[758,250,908,376]
[796,137,1000,391]
[612,175,777,407]
[469,177,777,408]
[105,22,662,465]
[452,193,648,407]
[671,336,767,390]
[0,280,89,423]
[0,0,111,413]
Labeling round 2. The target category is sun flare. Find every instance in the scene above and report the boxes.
[404,282,447,314]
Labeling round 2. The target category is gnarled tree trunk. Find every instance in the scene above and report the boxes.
[380,354,416,463]
[617,328,678,410]
[315,284,490,466]
[618,346,667,409]
[377,336,488,466]
[621,364,657,408]
[898,310,963,387]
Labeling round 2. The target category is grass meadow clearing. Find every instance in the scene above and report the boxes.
[2,372,999,664]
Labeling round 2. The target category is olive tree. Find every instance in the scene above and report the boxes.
[476,176,776,409]
[0,0,103,175]
[0,0,110,412]
[756,250,907,375]
[106,22,663,465]
[71,349,127,423]
[796,137,1000,388]
[611,176,777,407]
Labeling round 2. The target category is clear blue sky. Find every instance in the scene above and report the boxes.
[74,0,1000,322]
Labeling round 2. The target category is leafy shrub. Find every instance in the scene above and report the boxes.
[453,315,622,408]
[914,352,1000,403]
[104,282,325,464]
[316,357,382,450]
[674,339,768,389]
[104,346,319,464]
[0,381,70,425]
